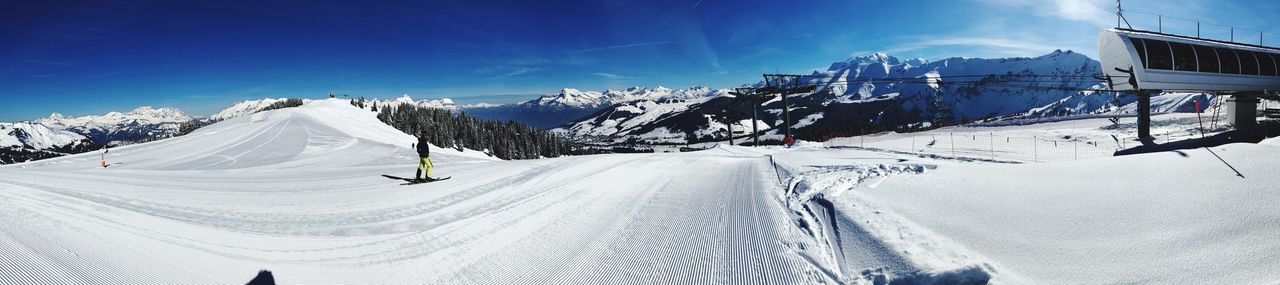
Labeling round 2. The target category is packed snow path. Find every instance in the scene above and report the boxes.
[0,100,826,284]
[0,151,820,284]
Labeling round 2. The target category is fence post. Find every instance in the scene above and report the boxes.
[950,132,956,157]
[990,132,995,160]
[1074,141,1078,161]
[1033,136,1038,162]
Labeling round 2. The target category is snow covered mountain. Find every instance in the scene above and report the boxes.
[35,107,193,146]
[464,86,725,129]
[0,122,97,164]
[554,50,1154,144]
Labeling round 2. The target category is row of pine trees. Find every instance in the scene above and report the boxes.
[375,103,575,160]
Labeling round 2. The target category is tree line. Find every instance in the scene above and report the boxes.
[375,103,575,160]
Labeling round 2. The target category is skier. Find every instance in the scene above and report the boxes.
[412,136,432,182]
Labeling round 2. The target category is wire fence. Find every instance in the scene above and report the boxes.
[825,132,1128,163]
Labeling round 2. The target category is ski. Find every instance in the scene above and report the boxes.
[400,176,451,185]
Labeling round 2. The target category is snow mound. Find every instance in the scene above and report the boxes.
[211,98,294,120]
[17,99,492,170]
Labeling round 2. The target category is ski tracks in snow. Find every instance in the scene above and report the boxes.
[0,150,826,283]
[430,153,814,283]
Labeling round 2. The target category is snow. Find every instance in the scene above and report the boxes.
[793,112,825,129]
[2,99,1276,284]
[211,98,292,120]
[0,122,87,149]
[0,100,822,283]
[771,139,1280,283]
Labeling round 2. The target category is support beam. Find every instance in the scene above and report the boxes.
[1228,92,1260,130]
[751,104,759,146]
[781,84,791,141]
[727,116,734,146]
[1137,90,1152,140]
[762,74,815,144]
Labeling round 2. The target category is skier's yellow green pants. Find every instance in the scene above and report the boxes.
[417,156,433,179]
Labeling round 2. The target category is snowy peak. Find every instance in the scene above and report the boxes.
[828,52,903,71]
[859,52,900,65]
[523,86,725,109]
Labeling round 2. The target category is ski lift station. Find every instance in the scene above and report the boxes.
[1098,28,1280,139]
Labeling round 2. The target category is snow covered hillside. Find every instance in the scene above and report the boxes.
[464,86,725,129]
[0,122,90,150]
[35,107,192,146]
[0,122,97,164]
[14,99,489,170]
[210,98,295,120]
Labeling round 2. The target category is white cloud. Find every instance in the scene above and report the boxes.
[502,67,542,77]
[591,72,637,80]
[569,41,675,54]
[978,0,1114,27]
[476,65,543,78]
[885,37,1059,57]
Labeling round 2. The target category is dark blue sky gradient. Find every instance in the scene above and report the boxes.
[2,0,1273,120]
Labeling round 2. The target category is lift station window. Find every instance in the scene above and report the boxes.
[1169,42,1197,72]
[1257,52,1278,76]
[1271,53,1280,76]
[1144,39,1173,70]
[1193,45,1219,73]
[1130,37,1147,68]
[1217,48,1241,74]
[1238,50,1260,75]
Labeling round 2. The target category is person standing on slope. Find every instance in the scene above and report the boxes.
[412,136,433,182]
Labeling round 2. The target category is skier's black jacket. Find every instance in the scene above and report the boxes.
[416,137,430,157]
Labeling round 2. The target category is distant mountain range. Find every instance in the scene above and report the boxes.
[36,107,193,147]
[552,50,1200,145]
[462,86,724,129]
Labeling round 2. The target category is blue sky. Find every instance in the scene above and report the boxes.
[2,0,1275,121]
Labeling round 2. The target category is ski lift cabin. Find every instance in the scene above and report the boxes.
[1098,28,1280,138]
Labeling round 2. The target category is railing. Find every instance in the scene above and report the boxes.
[1123,10,1277,47]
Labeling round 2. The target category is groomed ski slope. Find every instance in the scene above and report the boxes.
[2,99,1277,284]
[0,100,826,284]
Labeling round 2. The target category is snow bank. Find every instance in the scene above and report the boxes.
[773,135,1280,283]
